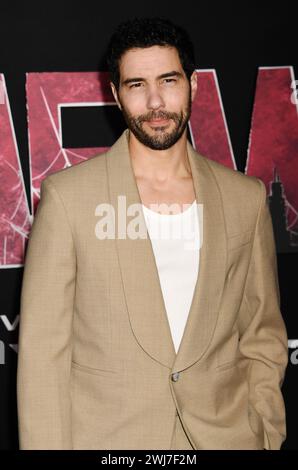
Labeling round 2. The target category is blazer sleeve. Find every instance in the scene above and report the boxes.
[17,176,76,449]
[238,178,289,450]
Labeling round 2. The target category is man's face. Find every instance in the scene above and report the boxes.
[110,45,197,150]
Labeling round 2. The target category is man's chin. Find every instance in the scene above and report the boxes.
[140,124,176,141]
[138,135,179,150]
[128,122,186,150]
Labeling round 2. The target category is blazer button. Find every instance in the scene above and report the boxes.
[171,372,180,382]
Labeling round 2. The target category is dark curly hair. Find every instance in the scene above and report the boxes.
[106,17,196,91]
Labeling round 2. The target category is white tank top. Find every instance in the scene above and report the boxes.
[141,200,201,353]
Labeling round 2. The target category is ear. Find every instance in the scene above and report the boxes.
[190,71,198,102]
[110,82,122,110]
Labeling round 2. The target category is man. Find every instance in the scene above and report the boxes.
[17,17,288,450]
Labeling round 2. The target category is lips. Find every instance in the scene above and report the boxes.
[147,118,170,125]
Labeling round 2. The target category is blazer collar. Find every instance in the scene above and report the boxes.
[106,129,227,373]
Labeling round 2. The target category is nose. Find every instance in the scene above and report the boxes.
[146,84,165,110]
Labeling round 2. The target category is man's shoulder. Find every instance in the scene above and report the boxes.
[42,150,108,191]
[197,151,264,200]
[195,151,265,231]
[43,130,127,190]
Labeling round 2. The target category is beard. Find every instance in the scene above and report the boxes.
[119,90,192,150]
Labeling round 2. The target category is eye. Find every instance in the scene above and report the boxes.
[129,82,143,88]
[163,78,177,84]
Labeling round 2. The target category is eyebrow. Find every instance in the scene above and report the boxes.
[121,70,183,86]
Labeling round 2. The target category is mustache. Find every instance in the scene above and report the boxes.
[137,111,179,122]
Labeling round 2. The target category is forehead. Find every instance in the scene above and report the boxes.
[119,45,184,79]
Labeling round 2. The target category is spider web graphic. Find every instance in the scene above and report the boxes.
[26,71,115,215]
[0,74,31,268]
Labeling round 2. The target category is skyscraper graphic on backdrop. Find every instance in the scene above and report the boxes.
[269,167,298,253]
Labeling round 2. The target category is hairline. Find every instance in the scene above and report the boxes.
[113,44,192,91]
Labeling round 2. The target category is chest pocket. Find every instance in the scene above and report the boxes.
[227,229,253,251]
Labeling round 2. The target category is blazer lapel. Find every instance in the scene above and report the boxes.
[106,129,227,372]
[172,139,227,373]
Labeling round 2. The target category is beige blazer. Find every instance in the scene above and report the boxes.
[17,128,288,450]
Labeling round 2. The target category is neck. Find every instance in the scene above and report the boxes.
[128,129,191,183]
